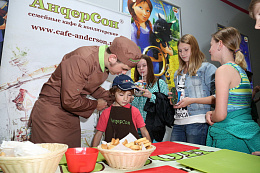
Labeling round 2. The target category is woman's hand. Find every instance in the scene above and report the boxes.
[206,111,214,126]
[174,97,192,108]
[141,89,152,98]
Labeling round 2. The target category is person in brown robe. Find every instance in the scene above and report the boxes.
[29,36,142,148]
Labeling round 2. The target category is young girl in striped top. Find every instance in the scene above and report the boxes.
[206,27,260,154]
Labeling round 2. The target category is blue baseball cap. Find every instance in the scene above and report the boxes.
[112,74,139,91]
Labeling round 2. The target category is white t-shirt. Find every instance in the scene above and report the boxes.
[174,74,189,120]
[174,74,206,125]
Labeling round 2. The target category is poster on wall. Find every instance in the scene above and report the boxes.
[0,0,8,65]
[0,0,131,146]
[121,0,181,89]
[217,24,252,88]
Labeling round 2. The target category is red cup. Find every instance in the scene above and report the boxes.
[65,147,98,173]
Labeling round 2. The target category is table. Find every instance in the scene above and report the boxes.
[58,141,221,173]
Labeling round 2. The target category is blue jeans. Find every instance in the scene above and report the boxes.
[170,123,209,145]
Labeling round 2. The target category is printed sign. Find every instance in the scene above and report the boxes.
[0,0,131,146]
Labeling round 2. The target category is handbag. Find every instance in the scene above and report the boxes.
[144,79,174,142]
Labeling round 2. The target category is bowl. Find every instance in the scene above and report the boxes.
[97,145,156,170]
[0,143,68,173]
[65,147,99,173]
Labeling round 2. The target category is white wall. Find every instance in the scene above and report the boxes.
[82,0,260,125]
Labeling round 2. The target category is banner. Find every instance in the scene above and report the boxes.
[0,0,131,146]
[0,0,8,64]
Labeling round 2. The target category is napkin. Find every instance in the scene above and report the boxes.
[1,141,50,157]
[150,141,199,156]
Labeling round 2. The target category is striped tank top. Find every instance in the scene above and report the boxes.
[226,63,252,112]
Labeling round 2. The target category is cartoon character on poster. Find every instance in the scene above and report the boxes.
[123,0,181,88]
[127,0,153,53]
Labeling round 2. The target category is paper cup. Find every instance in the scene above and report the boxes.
[134,82,146,97]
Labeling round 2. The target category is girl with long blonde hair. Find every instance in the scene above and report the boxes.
[170,34,217,145]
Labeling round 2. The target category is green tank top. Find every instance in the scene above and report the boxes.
[226,63,251,112]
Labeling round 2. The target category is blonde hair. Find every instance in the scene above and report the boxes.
[177,34,206,76]
[212,27,247,70]
[249,0,260,19]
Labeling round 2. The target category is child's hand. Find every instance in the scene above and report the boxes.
[141,89,152,98]
[168,92,173,105]
[252,151,260,156]
[206,111,214,126]
[174,97,191,108]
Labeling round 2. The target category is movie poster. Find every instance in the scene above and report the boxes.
[0,0,8,65]
[121,0,182,89]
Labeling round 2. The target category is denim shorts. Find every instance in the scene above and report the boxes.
[170,123,209,145]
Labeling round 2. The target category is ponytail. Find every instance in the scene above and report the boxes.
[234,50,247,70]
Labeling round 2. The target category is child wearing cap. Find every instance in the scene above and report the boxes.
[92,74,151,147]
